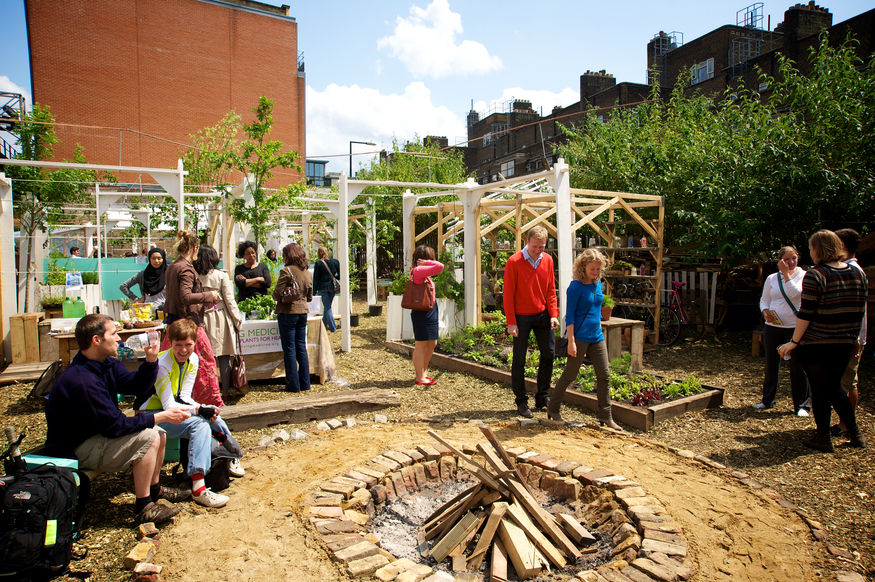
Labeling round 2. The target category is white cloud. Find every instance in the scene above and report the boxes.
[378,0,501,79]
[306,82,467,175]
[0,76,31,107]
[473,87,580,117]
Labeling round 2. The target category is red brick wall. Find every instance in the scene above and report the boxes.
[25,0,305,184]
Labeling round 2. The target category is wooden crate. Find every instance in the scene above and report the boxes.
[10,312,45,364]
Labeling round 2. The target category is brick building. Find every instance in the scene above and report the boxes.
[24,0,306,183]
[462,2,874,183]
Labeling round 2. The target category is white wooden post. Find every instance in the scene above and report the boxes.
[461,179,481,329]
[0,174,17,362]
[335,174,366,353]
[549,158,573,324]
[366,197,377,305]
[402,190,415,270]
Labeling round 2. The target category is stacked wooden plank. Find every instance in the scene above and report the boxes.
[422,428,596,580]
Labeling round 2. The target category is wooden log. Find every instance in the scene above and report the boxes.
[452,554,467,572]
[450,510,487,557]
[479,426,535,495]
[422,484,479,532]
[427,486,484,541]
[427,430,508,496]
[504,479,582,562]
[497,516,541,579]
[221,389,401,431]
[468,501,509,570]
[490,538,508,582]
[557,513,597,546]
[505,502,566,569]
[0,361,54,386]
[431,511,481,564]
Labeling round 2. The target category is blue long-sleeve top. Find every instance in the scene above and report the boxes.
[43,352,159,459]
[564,280,604,344]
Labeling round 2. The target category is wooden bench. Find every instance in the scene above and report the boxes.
[752,329,763,357]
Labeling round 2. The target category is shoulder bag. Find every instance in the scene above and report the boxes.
[280,267,302,303]
[401,276,435,311]
[231,330,248,393]
[777,274,798,315]
[322,259,340,294]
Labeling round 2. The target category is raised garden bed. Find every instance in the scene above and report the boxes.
[385,340,724,431]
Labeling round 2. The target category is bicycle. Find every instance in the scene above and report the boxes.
[663,281,706,345]
[612,282,682,348]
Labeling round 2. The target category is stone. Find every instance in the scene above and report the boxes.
[136,523,159,540]
[375,414,388,423]
[390,472,408,496]
[576,570,610,582]
[644,530,686,547]
[404,449,425,463]
[346,554,390,577]
[825,542,855,560]
[346,470,378,488]
[572,465,596,478]
[345,510,371,526]
[316,421,331,431]
[647,552,694,580]
[257,435,274,447]
[631,558,678,582]
[320,481,355,499]
[563,476,583,499]
[620,565,655,582]
[324,534,365,552]
[439,456,456,481]
[432,443,452,456]
[412,464,428,488]
[371,484,387,504]
[373,456,402,471]
[811,529,825,541]
[675,450,695,459]
[382,478,397,503]
[519,418,539,427]
[613,523,639,545]
[374,557,418,581]
[395,564,434,582]
[384,450,415,467]
[309,506,345,519]
[290,429,308,440]
[541,418,565,427]
[358,465,389,479]
[540,470,559,493]
[611,535,641,557]
[836,571,867,582]
[555,460,581,475]
[423,460,440,482]
[628,506,666,522]
[422,572,455,582]
[133,563,162,575]
[130,575,159,582]
[334,540,381,563]
[579,468,615,485]
[525,464,543,489]
[597,567,636,582]
[614,487,646,501]
[738,478,762,489]
[344,418,357,427]
[592,475,628,487]
[400,466,418,491]
[142,535,161,551]
[124,542,155,570]
[638,521,683,535]
[272,429,290,442]
[505,446,527,458]
[315,520,358,535]
[327,419,344,430]
[608,480,641,491]
[517,451,539,461]
[416,445,441,461]
[641,539,686,558]
[333,475,367,489]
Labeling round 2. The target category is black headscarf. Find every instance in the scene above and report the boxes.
[143,248,167,295]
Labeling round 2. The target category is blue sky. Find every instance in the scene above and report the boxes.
[1,0,871,174]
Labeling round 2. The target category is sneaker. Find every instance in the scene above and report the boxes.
[796,408,810,417]
[135,501,182,526]
[157,485,192,503]
[752,402,769,410]
[229,459,245,478]
[193,488,229,508]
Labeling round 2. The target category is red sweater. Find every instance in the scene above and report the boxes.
[502,251,558,326]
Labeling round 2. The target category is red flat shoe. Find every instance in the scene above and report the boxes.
[414,380,437,386]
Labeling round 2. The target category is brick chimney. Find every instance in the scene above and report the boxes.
[780,1,833,41]
[580,70,616,102]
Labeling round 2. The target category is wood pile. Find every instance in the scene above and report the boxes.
[421,427,597,580]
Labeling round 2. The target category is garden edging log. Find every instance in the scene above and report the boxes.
[384,341,723,431]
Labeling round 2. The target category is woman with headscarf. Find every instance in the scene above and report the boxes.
[119,248,168,310]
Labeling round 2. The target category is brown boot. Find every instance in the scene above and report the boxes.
[802,431,834,453]
[598,408,622,431]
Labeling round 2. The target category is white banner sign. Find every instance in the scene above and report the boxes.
[240,320,282,354]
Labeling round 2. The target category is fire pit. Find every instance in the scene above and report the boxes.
[304,427,693,581]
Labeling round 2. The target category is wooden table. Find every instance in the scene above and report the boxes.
[240,317,336,384]
[377,282,391,301]
[600,317,645,371]
[54,327,163,368]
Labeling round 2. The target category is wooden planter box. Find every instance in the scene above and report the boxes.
[384,340,724,431]
[385,293,464,341]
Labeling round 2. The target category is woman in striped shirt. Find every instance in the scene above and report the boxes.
[779,230,867,451]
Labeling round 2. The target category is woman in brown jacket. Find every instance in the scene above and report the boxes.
[272,242,313,392]
[162,230,223,406]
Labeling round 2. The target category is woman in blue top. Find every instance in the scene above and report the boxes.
[547,249,620,429]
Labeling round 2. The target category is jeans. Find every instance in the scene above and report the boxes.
[761,325,809,411]
[511,310,554,405]
[320,291,337,332]
[158,416,232,476]
[798,343,858,435]
[550,339,609,414]
[278,312,310,392]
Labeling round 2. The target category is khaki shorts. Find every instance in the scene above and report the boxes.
[841,353,861,393]
[74,427,164,473]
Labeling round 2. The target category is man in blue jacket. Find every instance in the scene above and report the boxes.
[44,314,191,525]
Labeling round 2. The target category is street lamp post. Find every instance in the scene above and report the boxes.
[349,140,376,177]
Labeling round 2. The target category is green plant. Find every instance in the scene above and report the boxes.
[121,298,132,310]
[390,270,409,295]
[39,295,64,308]
[609,353,631,374]
[239,294,277,320]
[433,250,464,311]
[44,257,69,286]
[576,366,596,392]
[82,271,99,285]
[602,295,615,308]
[614,260,635,271]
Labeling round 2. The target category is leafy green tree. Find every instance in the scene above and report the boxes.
[221,96,304,249]
[556,34,874,265]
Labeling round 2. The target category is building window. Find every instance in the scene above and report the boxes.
[305,160,328,186]
[691,58,714,85]
[483,133,492,146]
[500,160,514,178]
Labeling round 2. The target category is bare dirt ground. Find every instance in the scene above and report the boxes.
[2,294,872,581]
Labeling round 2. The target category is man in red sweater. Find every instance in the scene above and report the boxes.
[503,226,560,418]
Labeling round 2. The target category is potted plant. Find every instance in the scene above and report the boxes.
[614,260,635,275]
[602,295,615,321]
[39,295,65,319]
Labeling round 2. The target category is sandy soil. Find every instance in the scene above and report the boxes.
[157,422,821,582]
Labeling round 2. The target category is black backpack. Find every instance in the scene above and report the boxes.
[173,432,242,492]
[0,464,90,580]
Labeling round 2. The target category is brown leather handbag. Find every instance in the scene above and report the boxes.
[231,330,249,393]
[401,278,435,311]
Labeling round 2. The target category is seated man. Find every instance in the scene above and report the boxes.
[44,314,191,526]
[137,318,244,508]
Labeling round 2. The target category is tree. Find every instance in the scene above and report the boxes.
[555,34,875,265]
[221,96,303,249]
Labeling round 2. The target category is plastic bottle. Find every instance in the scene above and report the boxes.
[640,236,648,248]
[639,264,646,276]
[628,235,634,248]
[125,330,159,350]
[62,296,75,318]
[74,296,86,317]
